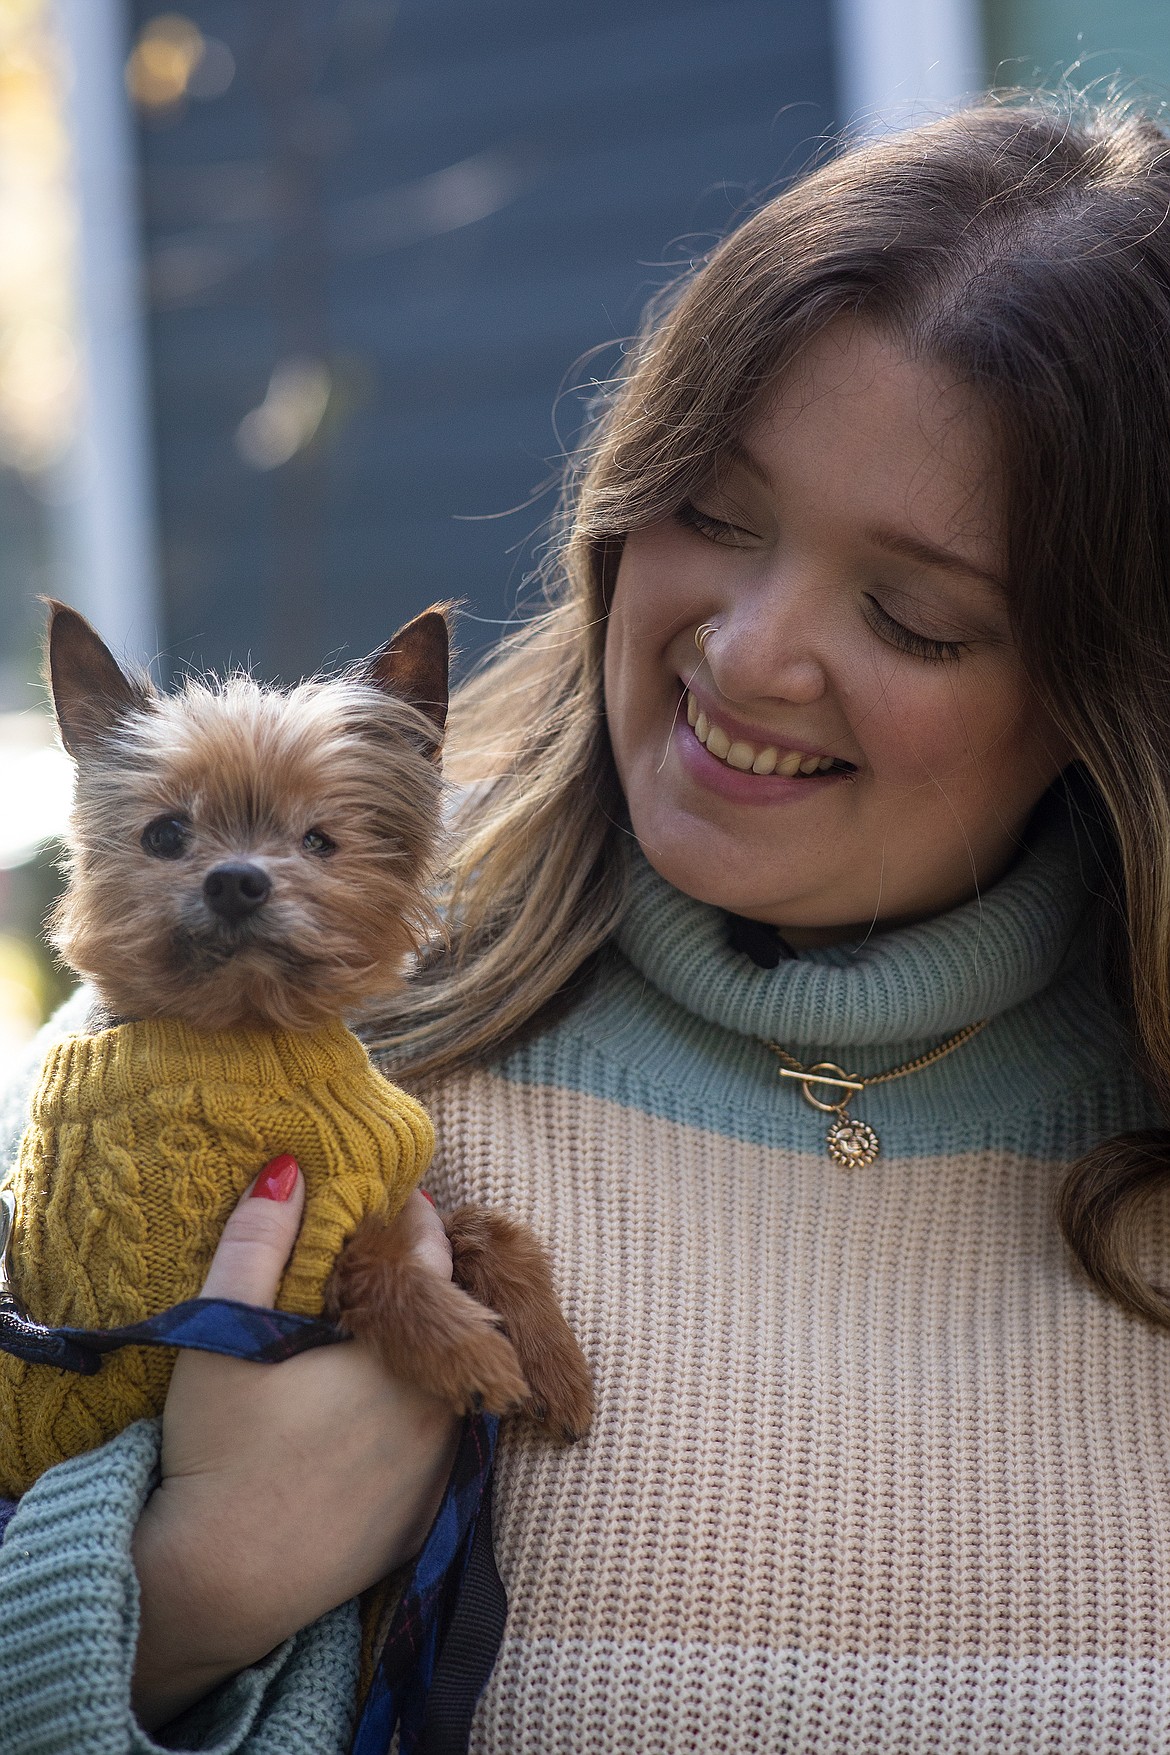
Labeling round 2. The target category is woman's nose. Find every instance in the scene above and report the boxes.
[701,604,829,706]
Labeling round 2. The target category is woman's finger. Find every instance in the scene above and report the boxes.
[199,1155,305,1306]
[407,1188,454,1280]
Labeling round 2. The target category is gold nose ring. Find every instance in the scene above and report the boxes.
[695,622,718,658]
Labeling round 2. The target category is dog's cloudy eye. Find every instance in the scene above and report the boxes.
[141,815,191,859]
[303,827,336,856]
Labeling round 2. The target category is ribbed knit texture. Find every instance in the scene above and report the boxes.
[0,1418,360,1754]
[0,1015,432,1496]
[404,800,1170,1753]
[3,795,1170,1752]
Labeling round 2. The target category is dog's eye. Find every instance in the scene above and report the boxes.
[141,815,191,859]
[302,827,336,855]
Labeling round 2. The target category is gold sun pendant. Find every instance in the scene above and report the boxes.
[825,1116,881,1168]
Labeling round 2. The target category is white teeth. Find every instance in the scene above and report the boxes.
[684,690,839,779]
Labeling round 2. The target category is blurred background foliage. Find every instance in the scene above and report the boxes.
[0,0,1165,1048]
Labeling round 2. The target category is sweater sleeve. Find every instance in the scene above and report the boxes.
[0,996,363,1754]
[0,1420,360,1755]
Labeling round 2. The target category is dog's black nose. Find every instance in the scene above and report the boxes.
[203,862,271,922]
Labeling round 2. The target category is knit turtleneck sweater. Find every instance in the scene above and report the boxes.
[410,798,1170,1754]
[2,797,1170,1755]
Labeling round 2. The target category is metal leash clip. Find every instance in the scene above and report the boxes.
[0,1189,28,1320]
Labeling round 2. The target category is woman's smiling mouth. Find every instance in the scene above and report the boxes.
[680,683,858,780]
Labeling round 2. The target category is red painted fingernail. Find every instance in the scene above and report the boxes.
[251,1155,299,1202]
[420,1189,435,1207]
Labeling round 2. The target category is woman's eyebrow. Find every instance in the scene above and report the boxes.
[721,442,1005,592]
[721,442,773,489]
[864,525,1006,591]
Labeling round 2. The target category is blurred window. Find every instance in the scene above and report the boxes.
[0,1,80,1047]
[984,0,1170,94]
[128,0,838,680]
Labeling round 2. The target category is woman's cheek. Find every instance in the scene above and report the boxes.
[606,560,700,770]
[869,665,1051,816]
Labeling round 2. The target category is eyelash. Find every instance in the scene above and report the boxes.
[674,500,757,547]
[674,500,968,664]
[863,596,966,664]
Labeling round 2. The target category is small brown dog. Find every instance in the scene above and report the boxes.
[0,601,590,1494]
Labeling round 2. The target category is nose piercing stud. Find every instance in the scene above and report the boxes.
[695,622,718,658]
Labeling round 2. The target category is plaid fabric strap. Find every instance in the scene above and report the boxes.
[352,1411,504,1755]
[0,1297,342,1373]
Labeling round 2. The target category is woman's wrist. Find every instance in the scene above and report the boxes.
[131,1480,273,1732]
[131,1384,460,1733]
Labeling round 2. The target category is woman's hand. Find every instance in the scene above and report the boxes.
[131,1168,460,1732]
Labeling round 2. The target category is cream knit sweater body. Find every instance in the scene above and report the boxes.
[402,801,1170,1753]
[3,797,1169,1755]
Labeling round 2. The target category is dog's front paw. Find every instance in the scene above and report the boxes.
[518,1321,594,1445]
[445,1203,595,1444]
[440,1321,531,1418]
[326,1211,531,1417]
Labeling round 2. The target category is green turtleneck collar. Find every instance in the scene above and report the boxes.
[615,788,1102,1054]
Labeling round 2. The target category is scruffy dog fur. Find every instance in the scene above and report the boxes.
[44,601,593,1440]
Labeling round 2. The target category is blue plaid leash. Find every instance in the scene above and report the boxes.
[352,1410,502,1755]
[0,1297,506,1755]
[0,1297,340,1372]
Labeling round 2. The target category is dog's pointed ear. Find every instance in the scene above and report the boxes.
[363,607,449,741]
[45,601,153,758]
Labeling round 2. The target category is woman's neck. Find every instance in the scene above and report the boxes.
[748,843,1034,950]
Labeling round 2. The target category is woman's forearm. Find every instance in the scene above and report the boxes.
[131,1482,278,1731]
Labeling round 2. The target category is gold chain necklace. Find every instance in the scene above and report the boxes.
[763,1020,989,1167]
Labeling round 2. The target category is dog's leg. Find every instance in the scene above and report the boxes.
[324,1202,530,1416]
[445,1206,594,1444]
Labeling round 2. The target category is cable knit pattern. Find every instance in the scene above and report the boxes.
[2,796,1169,1751]
[0,1015,433,1495]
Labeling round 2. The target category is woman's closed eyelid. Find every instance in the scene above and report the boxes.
[674,499,764,545]
[863,593,967,661]
[674,501,991,660]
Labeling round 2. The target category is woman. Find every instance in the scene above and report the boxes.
[5,94,1170,1752]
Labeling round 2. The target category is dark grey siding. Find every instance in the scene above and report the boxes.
[133,0,838,680]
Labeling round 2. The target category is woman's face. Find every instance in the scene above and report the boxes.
[604,320,1069,940]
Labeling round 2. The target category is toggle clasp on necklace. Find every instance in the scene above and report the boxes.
[765,1018,988,1170]
[776,1062,865,1113]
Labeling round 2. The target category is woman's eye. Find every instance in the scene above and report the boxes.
[864,595,966,663]
[303,827,336,855]
[674,500,761,547]
[141,815,192,859]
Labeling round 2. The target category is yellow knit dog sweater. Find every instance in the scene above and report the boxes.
[0,1016,433,1497]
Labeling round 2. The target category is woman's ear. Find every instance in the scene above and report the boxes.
[44,600,154,759]
[362,607,450,736]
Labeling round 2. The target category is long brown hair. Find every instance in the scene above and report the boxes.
[367,94,1170,1325]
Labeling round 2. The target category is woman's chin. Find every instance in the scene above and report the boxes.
[629,806,812,919]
